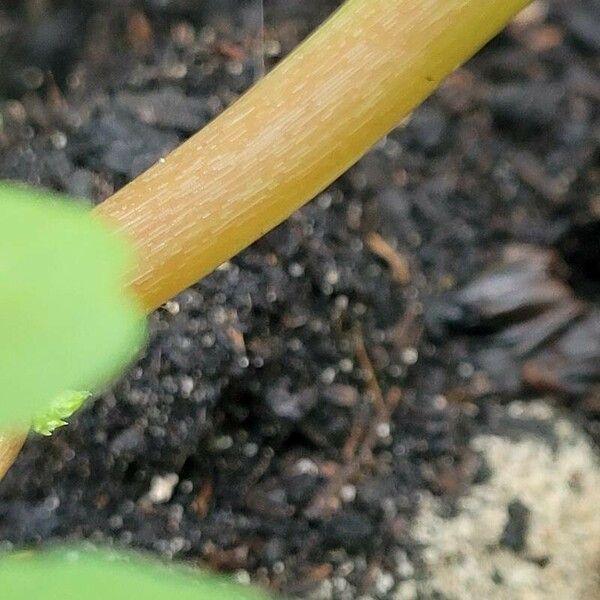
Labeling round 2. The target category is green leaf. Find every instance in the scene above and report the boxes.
[31,390,90,436]
[0,548,271,600]
[0,182,146,428]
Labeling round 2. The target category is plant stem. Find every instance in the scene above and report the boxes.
[1,0,531,483]
[96,0,531,312]
[0,433,27,481]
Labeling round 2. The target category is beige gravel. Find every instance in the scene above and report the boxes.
[411,400,600,600]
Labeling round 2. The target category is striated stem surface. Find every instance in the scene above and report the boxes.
[96,0,531,312]
[2,0,531,482]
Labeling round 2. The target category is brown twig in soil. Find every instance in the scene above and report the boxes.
[366,232,411,285]
[0,433,27,481]
[391,301,424,353]
[354,326,388,418]
[192,480,214,519]
[510,151,570,204]
[306,326,401,517]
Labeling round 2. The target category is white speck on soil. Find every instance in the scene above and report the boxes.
[400,348,419,365]
[375,570,395,595]
[179,376,194,397]
[164,300,180,315]
[211,435,234,451]
[235,569,251,585]
[340,484,357,503]
[295,458,319,476]
[144,473,179,504]
[376,422,391,439]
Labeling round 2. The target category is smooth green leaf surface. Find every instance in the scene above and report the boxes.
[0,182,146,427]
[0,548,271,600]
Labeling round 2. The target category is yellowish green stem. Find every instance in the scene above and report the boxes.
[96,0,532,312]
[1,0,531,482]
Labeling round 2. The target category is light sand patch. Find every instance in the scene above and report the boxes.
[411,401,600,600]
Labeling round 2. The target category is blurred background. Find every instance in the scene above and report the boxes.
[0,1,599,598]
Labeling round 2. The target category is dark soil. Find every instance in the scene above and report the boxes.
[0,1,598,598]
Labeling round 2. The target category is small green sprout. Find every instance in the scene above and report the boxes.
[31,390,90,436]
